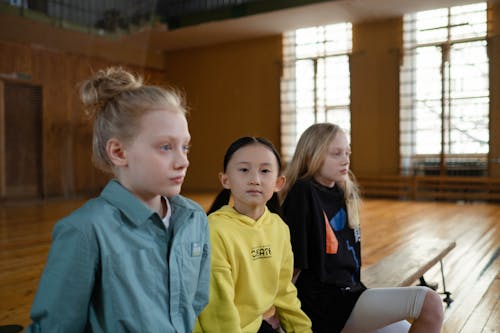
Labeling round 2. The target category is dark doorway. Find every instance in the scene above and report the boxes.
[1,80,43,200]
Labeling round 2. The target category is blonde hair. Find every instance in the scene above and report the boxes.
[280,123,361,229]
[80,67,187,173]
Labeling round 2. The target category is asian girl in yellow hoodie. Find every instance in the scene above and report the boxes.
[194,137,311,333]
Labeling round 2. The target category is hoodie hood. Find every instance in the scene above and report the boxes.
[208,205,272,228]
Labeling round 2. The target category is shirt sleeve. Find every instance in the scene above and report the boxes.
[274,225,312,333]
[195,228,243,333]
[26,221,98,333]
[192,214,211,315]
[281,182,311,269]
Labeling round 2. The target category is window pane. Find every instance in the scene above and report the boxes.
[400,2,488,175]
[450,41,488,99]
[325,55,350,106]
[416,46,442,101]
[295,27,322,58]
[281,23,352,161]
[450,98,489,154]
[415,100,442,154]
[450,3,487,39]
[326,108,351,138]
[296,60,315,108]
[325,23,352,52]
[415,8,448,44]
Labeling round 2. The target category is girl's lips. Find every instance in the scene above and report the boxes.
[246,190,262,195]
[170,176,184,184]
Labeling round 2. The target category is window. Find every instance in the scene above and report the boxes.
[400,2,489,176]
[281,23,352,162]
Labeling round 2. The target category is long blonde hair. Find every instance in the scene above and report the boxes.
[280,123,361,229]
[79,67,187,173]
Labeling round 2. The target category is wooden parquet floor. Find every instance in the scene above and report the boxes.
[0,194,499,332]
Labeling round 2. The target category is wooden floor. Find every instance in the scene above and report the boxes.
[0,194,499,332]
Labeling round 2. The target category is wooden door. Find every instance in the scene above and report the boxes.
[0,80,43,200]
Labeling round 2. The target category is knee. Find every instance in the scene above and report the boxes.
[419,289,444,326]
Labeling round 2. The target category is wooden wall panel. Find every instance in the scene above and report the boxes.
[0,40,168,198]
[350,18,402,177]
[489,3,500,177]
[1,8,499,195]
[0,12,164,70]
[164,36,283,192]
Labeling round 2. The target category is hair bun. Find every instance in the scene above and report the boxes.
[80,67,143,118]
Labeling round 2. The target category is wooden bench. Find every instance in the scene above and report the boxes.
[361,239,456,306]
[357,175,500,202]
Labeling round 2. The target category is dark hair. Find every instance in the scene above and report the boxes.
[208,137,282,215]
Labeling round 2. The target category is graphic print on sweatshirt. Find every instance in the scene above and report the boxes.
[251,245,272,260]
[323,208,346,254]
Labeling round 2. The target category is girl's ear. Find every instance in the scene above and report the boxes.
[274,175,286,192]
[219,172,231,189]
[106,138,128,167]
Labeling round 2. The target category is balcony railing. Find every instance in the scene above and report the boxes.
[2,0,336,33]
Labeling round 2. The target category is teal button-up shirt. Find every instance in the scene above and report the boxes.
[27,180,210,333]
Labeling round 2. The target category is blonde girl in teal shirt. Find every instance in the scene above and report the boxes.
[27,67,210,333]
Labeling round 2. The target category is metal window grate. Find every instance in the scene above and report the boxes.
[281,23,352,162]
[399,2,489,176]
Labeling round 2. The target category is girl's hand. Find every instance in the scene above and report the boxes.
[263,306,281,331]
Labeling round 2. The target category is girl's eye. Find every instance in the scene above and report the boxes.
[261,169,271,174]
[183,145,191,153]
[161,144,172,151]
[238,168,249,173]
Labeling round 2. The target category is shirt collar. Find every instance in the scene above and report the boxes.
[100,179,156,227]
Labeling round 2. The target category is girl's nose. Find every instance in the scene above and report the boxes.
[174,151,189,169]
[249,172,260,185]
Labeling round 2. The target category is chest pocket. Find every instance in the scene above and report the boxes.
[178,241,204,298]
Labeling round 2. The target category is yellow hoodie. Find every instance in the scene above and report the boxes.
[195,205,311,333]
